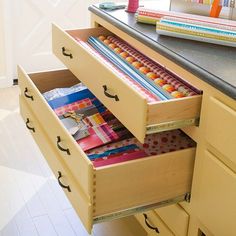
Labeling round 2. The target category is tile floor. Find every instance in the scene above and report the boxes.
[0,86,146,236]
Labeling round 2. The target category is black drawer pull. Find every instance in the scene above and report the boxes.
[62,47,73,59]
[26,118,35,132]
[57,171,71,192]
[143,214,160,234]
[57,136,70,155]
[24,87,34,101]
[103,85,119,101]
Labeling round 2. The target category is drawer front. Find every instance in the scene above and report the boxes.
[19,96,93,233]
[18,66,197,231]
[206,96,236,168]
[52,24,202,143]
[18,66,94,199]
[135,211,174,236]
[155,204,189,236]
[94,148,195,219]
[197,150,236,236]
[52,24,147,142]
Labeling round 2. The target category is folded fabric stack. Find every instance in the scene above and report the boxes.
[43,84,196,167]
[44,84,132,152]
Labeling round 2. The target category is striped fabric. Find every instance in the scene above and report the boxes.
[54,98,92,116]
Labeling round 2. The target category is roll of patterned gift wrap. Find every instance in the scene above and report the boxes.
[96,35,200,98]
[76,38,159,103]
[137,8,236,26]
[156,16,236,47]
[185,0,235,8]
[160,17,236,37]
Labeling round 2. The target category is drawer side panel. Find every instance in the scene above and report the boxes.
[18,66,94,199]
[19,97,93,233]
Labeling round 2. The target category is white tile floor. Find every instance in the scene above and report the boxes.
[0,86,146,236]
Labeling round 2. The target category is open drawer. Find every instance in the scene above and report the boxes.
[18,67,196,233]
[52,24,202,143]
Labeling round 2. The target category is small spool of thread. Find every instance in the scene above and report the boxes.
[126,0,139,13]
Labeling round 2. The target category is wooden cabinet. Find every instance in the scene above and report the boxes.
[195,151,236,236]
[205,96,236,170]
[155,204,189,236]
[135,211,174,236]
[52,24,201,143]
[18,7,236,236]
[18,66,196,233]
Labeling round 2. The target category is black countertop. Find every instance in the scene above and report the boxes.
[89,5,236,100]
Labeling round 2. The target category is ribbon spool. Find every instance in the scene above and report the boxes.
[126,0,139,13]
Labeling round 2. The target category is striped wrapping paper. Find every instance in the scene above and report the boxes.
[185,0,235,8]
[75,38,159,103]
[156,15,236,47]
[137,8,236,27]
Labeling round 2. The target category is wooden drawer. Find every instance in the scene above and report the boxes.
[135,211,174,236]
[205,96,236,168]
[52,24,202,143]
[196,150,236,236]
[19,96,93,231]
[155,204,189,236]
[18,67,196,233]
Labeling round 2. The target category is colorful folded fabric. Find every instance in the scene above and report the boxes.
[43,83,87,101]
[86,129,195,167]
[54,98,93,116]
[77,124,119,151]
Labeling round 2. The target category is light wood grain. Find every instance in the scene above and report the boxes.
[135,211,174,236]
[147,95,202,125]
[19,96,93,233]
[155,204,189,236]
[195,151,236,236]
[205,96,236,171]
[18,66,94,201]
[94,148,195,217]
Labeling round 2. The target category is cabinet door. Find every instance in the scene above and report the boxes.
[205,96,236,170]
[135,211,174,236]
[196,150,236,236]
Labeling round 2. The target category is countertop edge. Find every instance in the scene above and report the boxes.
[89,5,236,100]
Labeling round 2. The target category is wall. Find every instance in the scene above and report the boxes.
[0,0,6,78]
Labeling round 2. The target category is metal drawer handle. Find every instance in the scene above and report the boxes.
[62,47,73,59]
[143,214,160,234]
[57,136,70,155]
[57,171,71,192]
[24,87,34,101]
[103,85,119,101]
[26,118,35,132]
